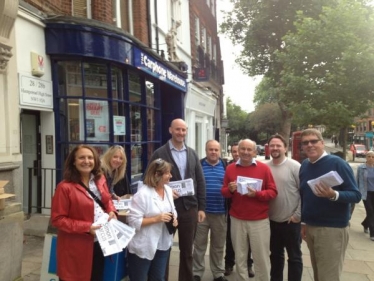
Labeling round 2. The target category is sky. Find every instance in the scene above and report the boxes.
[216,0,262,114]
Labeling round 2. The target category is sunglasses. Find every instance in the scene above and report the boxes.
[301,139,320,146]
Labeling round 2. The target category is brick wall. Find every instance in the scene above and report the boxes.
[24,0,71,15]
[132,0,149,45]
[92,0,113,24]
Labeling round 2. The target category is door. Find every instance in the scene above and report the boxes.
[21,110,41,214]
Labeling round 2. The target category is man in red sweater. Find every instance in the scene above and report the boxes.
[221,139,277,281]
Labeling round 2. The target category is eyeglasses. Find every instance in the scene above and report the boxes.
[301,139,320,146]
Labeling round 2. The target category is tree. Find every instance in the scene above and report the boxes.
[221,0,339,138]
[276,0,374,152]
[226,97,252,144]
[249,102,282,142]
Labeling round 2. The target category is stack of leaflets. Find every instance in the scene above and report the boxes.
[112,197,132,211]
[94,213,136,257]
[168,178,194,197]
[236,176,263,195]
[307,171,344,196]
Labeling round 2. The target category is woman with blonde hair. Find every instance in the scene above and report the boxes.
[101,145,131,198]
[357,150,374,240]
[127,158,178,281]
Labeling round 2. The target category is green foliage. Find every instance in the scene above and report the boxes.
[276,0,374,128]
[226,97,252,144]
[249,103,282,135]
[221,0,374,146]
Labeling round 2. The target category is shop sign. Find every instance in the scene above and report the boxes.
[19,74,53,109]
[133,48,187,92]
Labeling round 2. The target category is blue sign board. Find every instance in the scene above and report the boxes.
[133,48,187,92]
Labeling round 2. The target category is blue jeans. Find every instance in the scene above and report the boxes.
[128,248,171,281]
[270,220,303,281]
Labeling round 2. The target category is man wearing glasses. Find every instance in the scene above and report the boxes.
[299,129,361,281]
[149,118,206,281]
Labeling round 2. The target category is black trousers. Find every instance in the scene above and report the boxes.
[59,241,104,281]
[270,220,303,281]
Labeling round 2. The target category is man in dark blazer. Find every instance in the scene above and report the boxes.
[149,118,206,281]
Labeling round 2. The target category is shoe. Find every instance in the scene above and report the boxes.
[248,266,255,278]
[213,276,228,281]
[370,237,374,241]
[224,266,233,276]
[364,227,369,234]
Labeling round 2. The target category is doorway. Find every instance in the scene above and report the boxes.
[21,110,41,214]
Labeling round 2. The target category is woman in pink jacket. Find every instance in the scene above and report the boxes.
[51,145,117,281]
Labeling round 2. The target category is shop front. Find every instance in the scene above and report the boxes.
[44,17,187,183]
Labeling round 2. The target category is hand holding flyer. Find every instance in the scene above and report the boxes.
[167,178,194,197]
[307,171,344,196]
[236,176,263,195]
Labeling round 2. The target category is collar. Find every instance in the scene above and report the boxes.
[308,151,328,164]
[236,158,257,166]
[271,157,287,166]
[168,140,186,151]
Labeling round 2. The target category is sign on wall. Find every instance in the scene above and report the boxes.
[133,48,187,92]
[18,74,53,109]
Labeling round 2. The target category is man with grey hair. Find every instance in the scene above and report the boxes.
[221,139,277,281]
[299,128,361,281]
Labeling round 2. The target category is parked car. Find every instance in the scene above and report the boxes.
[350,144,368,158]
[256,145,265,155]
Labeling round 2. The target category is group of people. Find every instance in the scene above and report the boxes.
[51,119,363,281]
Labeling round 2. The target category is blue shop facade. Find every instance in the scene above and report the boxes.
[45,18,187,182]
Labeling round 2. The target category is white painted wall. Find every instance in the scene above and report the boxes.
[15,9,55,170]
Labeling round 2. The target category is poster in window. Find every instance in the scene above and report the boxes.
[113,116,126,136]
[79,100,109,141]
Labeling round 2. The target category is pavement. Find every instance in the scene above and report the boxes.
[22,139,374,281]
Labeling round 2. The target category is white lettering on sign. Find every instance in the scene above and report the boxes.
[19,74,53,108]
[140,53,186,88]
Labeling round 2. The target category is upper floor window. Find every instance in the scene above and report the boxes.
[211,0,216,17]
[195,17,200,46]
[201,27,207,51]
[112,0,133,33]
[212,43,217,61]
[206,0,210,7]
[73,0,91,18]
[170,0,182,41]
[207,35,212,56]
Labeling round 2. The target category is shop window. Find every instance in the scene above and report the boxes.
[83,100,110,142]
[112,101,126,143]
[130,105,142,142]
[131,144,143,178]
[146,80,155,107]
[129,70,142,103]
[147,109,155,141]
[111,67,124,99]
[83,63,109,98]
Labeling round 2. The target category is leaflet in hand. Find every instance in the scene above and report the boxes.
[112,198,132,210]
[168,178,194,197]
[307,171,343,195]
[94,214,135,256]
[236,176,263,195]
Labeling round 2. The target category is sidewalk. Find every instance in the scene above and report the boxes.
[22,199,374,281]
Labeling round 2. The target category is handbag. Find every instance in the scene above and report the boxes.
[78,181,106,211]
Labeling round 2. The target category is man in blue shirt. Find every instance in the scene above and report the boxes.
[299,129,361,281]
[193,140,227,281]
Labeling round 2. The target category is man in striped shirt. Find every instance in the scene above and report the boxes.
[193,140,228,281]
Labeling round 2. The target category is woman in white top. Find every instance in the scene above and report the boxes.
[127,158,178,281]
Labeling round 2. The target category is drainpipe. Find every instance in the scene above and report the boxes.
[154,0,159,54]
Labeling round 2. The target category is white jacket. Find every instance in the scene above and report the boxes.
[127,184,177,260]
